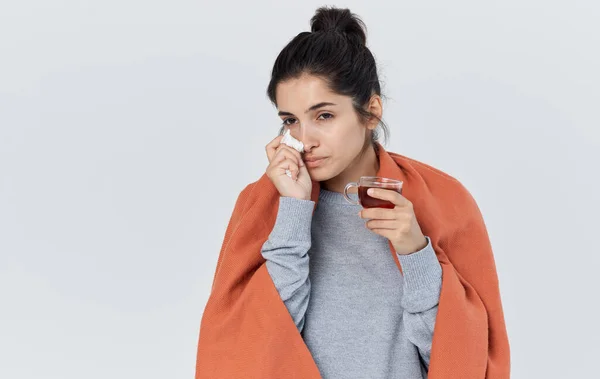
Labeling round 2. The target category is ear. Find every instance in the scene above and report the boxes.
[366,94,383,130]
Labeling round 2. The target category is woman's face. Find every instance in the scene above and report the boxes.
[275,74,380,182]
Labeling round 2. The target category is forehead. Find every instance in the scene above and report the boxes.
[276,74,343,109]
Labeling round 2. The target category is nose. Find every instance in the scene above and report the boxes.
[295,123,319,152]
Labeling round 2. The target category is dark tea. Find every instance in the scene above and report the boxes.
[343,176,403,208]
[358,185,402,209]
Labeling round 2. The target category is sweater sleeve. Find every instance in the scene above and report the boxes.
[397,235,442,369]
[260,196,315,333]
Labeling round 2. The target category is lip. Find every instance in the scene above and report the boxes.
[304,157,327,168]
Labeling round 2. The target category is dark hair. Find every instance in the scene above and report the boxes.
[266,6,389,145]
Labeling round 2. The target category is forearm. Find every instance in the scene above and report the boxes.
[397,236,442,367]
[261,196,315,332]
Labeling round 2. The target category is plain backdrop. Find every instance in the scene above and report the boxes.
[1,1,598,378]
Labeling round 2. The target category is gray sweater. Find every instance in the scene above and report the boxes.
[261,189,442,379]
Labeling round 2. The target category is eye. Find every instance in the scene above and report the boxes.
[318,113,333,121]
[281,118,297,126]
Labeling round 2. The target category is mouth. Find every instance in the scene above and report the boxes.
[304,157,328,168]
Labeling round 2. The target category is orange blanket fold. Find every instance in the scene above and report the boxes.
[195,143,510,378]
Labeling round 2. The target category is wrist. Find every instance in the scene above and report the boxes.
[283,195,311,201]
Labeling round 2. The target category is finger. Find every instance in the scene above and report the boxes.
[366,187,408,207]
[276,143,304,167]
[270,150,288,166]
[266,137,286,162]
[266,135,285,162]
[359,207,396,220]
[268,154,299,180]
[365,219,397,230]
[270,149,299,169]
[273,145,304,168]
[272,148,300,165]
[278,157,300,180]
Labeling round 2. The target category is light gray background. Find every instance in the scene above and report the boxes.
[1,1,598,378]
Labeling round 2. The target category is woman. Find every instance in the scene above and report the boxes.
[196,6,510,379]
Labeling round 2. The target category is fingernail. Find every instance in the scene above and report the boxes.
[368,188,374,195]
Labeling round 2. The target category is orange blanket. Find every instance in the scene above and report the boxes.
[195,143,510,378]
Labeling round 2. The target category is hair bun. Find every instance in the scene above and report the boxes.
[310,6,367,46]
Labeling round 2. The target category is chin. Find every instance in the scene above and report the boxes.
[306,167,326,182]
[308,166,342,183]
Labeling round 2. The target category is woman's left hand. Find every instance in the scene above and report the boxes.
[359,188,428,255]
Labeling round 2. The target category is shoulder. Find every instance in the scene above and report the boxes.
[391,151,480,214]
[239,181,258,198]
[232,174,271,212]
[233,181,259,210]
[397,152,463,187]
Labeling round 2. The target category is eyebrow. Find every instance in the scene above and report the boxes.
[278,102,337,117]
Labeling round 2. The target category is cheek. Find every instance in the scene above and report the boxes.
[330,120,365,148]
[327,127,366,165]
[342,123,368,152]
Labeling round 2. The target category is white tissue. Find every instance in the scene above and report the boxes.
[280,129,304,178]
[281,129,304,153]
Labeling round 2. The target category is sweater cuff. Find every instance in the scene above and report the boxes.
[268,196,315,243]
[397,236,442,312]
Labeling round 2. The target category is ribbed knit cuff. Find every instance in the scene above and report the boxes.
[268,196,315,243]
[397,236,442,312]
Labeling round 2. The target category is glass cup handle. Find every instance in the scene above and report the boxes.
[343,182,360,205]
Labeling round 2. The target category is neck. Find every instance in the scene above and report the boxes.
[322,143,380,193]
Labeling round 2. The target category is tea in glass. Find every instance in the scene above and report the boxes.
[343,176,403,209]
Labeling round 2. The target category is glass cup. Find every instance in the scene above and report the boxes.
[343,176,403,209]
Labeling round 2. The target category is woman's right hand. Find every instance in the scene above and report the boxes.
[265,135,312,201]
